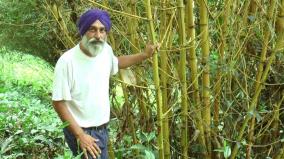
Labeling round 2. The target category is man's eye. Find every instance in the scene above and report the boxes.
[99,28,106,32]
[88,28,105,33]
[88,28,96,32]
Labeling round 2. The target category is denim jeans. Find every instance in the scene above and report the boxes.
[63,126,109,159]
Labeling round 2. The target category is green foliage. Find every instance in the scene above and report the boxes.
[0,0,55,62]
[111,129,157,158]
[0,47,68,158]
[54,148,82,159]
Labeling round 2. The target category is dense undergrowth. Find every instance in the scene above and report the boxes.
[0,47,75,158]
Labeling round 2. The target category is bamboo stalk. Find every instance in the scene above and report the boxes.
[199,0,211,157]
[177,0,189,158]
[160,0,171,158]
[145,0,164,158]
[107,139,116,159]
[186,0,208,158]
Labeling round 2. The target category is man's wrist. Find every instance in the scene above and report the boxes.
[74,129,85,139]
[141,52,149,59]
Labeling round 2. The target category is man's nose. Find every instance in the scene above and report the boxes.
[93,31,101,40]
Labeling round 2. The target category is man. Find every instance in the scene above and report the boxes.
[52,9,159,159]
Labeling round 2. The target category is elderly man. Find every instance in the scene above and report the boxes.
[52,9,159,159]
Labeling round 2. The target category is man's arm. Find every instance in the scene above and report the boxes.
[117,43,159,69]
[52,101,84,137]
[52,101,101,158]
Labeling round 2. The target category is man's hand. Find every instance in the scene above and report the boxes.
[53,101,100,158]
[143,43,160,58]
[117,42,160,69]
[77,133,101,159]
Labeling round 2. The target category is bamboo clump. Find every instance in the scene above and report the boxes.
[42,0,284,158]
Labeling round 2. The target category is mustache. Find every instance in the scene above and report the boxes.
[88,38,104,44]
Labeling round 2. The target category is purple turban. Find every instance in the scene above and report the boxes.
[77,9,111,36]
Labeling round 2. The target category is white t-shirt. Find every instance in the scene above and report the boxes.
[52,43,118,127]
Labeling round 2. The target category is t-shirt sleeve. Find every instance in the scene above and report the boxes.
[52,58,72,101]
[110,50,119,75]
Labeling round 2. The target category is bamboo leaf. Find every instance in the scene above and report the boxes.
[224,146,231,158]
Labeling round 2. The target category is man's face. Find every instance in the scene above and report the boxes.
[81,20,107,57]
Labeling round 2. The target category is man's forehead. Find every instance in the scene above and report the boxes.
[90,20,105,28]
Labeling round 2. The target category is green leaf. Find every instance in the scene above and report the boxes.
[14,130,23,135]
[31,129,38,134]
[1,136,14,154]
[144,149,155,159]
[255,111,263,123]
[224,146,231,158]
[130,144,147,151]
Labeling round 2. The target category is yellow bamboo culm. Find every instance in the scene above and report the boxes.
[160,0,171,158]
[199,0,211,157]
[145,0,164,158]
[185,0,208,158]
[177,0,189,158]
[107,139,116,159]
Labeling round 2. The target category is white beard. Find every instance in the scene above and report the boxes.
[81,35,106,57]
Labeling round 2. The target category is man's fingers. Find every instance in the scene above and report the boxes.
[83,148,88,159]
[91,137,101,152]
[156,43,161,50]
[79,134,101,159]
[93,142,102,154]
[87,146,98,159]
[149,43,160,51]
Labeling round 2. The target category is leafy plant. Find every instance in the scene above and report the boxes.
[0,47,65,158]
[214,140,231,159]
